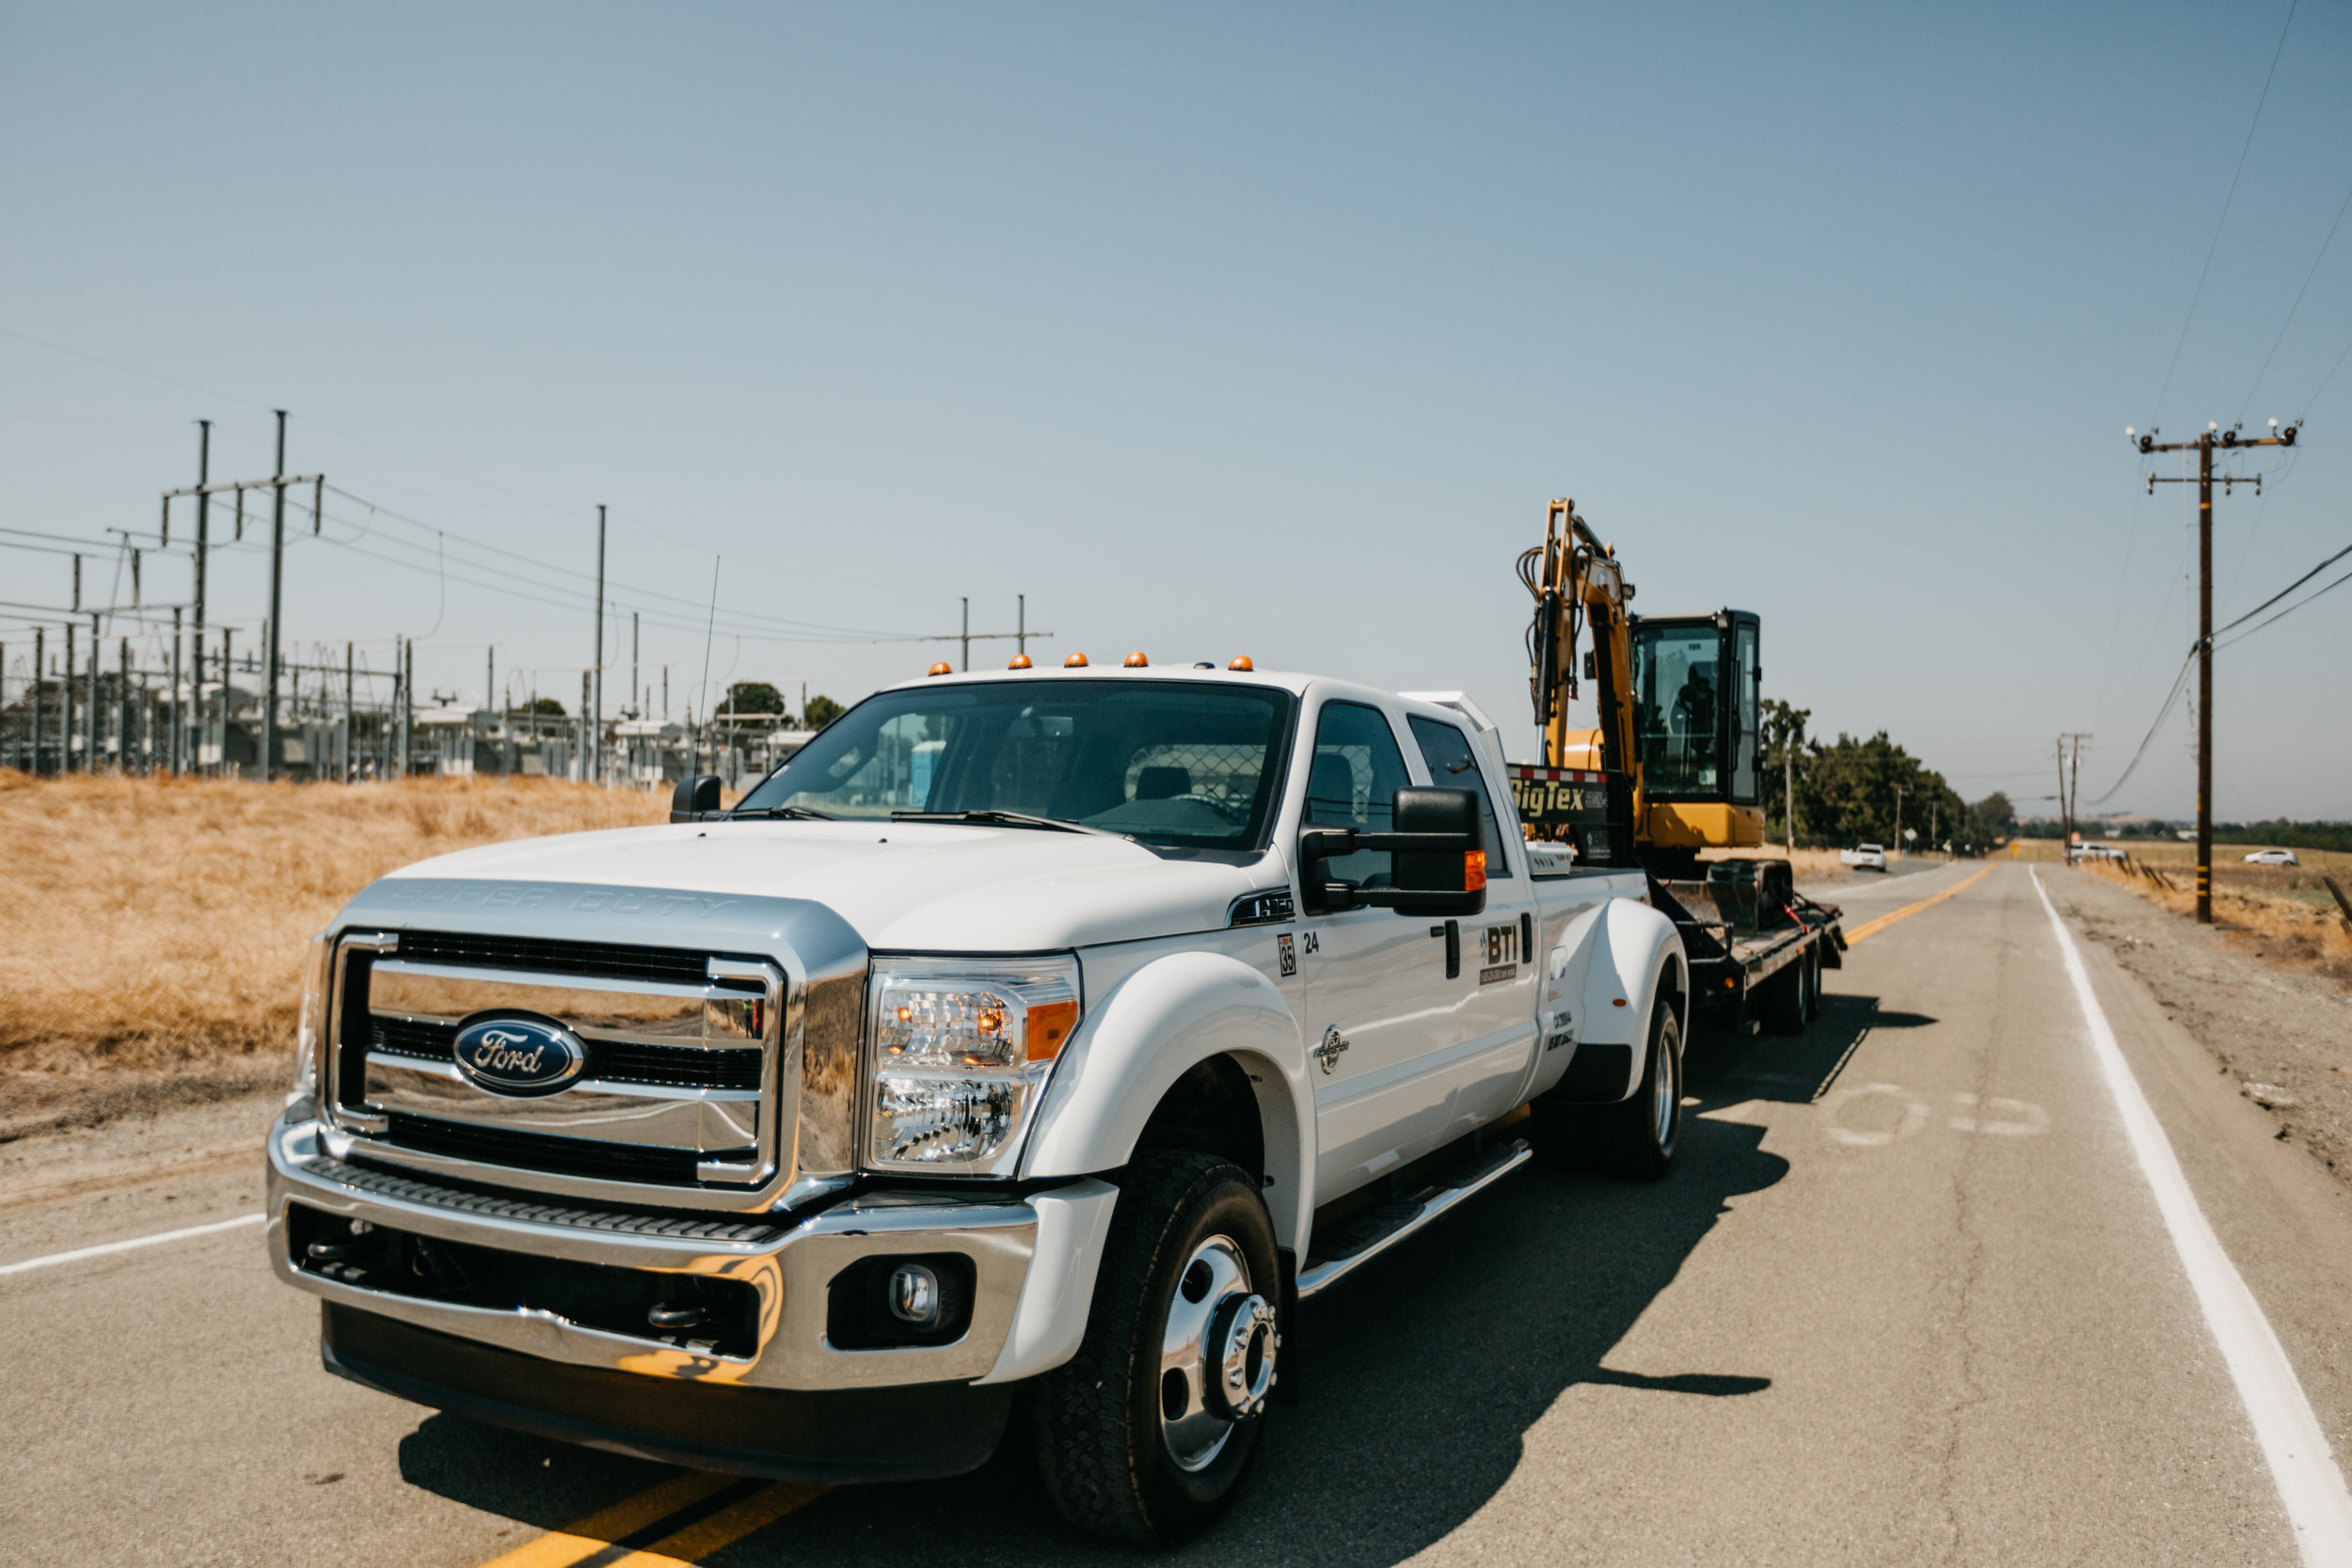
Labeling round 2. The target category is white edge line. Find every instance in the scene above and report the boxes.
[0,1212,264,1277]
[2032,868,2352,1565]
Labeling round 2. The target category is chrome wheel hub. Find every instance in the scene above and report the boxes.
[1652,1021,1680,1148]
[1157,1236,1278,1471]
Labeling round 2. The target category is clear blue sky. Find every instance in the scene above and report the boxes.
[4,2,2347,819]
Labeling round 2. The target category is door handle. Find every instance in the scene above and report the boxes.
[1429,919,1460,979]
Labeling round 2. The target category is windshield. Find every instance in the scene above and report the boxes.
[733,679,1295,853]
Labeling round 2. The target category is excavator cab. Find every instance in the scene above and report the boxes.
[1626,609,1766,862]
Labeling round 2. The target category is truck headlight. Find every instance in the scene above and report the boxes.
[864,956,1081,1176]
[292,930,332,1110]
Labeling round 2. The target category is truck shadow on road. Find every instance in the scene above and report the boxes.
[393,1001,1919,1564]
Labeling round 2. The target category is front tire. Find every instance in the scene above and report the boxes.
[1034,1151,1280,1545]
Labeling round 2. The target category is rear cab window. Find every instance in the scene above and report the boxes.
[1406,716,1514,879]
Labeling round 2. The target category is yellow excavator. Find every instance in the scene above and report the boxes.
[1515,497,1843,1029]
[1515,497,1767,877]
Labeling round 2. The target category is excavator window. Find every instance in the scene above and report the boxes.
[1731,621,1761,805]
[1629,625,1721,797]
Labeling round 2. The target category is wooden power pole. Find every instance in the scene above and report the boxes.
[2132,419,2300,923]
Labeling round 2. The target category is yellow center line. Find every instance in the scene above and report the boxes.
[1841,864,1994,946]
[601,1482,827,1566]
[470,1472,749,1568]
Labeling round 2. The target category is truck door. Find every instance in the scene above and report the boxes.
[1296,699,1455,1204]
[1406,716,1540,1139]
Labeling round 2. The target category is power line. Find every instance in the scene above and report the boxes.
[2147,0,2297,425]
[2216,538,2352,635]
[2087,646,2194,807]
[2237,176,2352,424]
[2217,562,2352,648]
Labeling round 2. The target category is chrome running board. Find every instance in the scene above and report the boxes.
[1296,1139,1532,1299]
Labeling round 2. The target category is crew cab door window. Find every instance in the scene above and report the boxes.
[1306,702,1410,888]
[1406,717,1513,878]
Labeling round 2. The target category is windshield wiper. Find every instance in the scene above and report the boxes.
[890,809,1122,839]
[728,805,838,821]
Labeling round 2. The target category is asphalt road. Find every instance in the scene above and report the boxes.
[8,861,2352,1566]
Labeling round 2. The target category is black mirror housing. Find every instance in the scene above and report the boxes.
[1299,785,1487,918]
[671,773,723,823]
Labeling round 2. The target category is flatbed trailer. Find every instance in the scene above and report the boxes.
[1647,863,1843,1032]
[1507,762,1845,1034]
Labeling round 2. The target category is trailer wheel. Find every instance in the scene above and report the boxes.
[1762,956,1810,1036]
[1034,1151,1279,1546]
[1595,997,1682,1179]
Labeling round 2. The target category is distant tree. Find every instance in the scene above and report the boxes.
[724,681,786,717]
[1794,730,1964,849]
[1761,699,1812,844]
[803,694,846,730]
[509,696,565,718]
[1968,791,2016,845]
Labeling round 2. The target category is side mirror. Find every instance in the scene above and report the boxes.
[1300,786,1487,918]
[671,773,723,823]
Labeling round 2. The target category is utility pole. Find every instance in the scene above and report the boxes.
[169,607,183,774]
[86,612,100,774]
[188,420,209,774]
[2131,419,2300,923]
[63,622,77,771]
[1892,784,1905,860]
[32,628,43,775]
[1017,594,1027,659]
[262,410,288,780]
[592,504,606,784]
[1784,748,1796,855]
[631,612,640,717]
[927,600,1052,669]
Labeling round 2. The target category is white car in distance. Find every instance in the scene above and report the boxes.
[1841,843,1888,872]
[2244,847,2300,866]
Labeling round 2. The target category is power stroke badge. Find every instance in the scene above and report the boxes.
[453,1015,588,1096]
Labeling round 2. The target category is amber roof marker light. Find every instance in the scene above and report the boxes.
[1123,651,1149,667]
[1008,654,1033,670]
[1228,656,1254,671]
[927,661,953,677]
[1063,652,1089,668]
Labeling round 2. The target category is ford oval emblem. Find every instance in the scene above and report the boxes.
[453,1014,588,1097]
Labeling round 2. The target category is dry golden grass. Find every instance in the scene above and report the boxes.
[2082,857,2352,985]
[0,771,667,1126]
[2006,837,2352,869]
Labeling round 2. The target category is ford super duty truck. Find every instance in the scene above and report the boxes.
[268,661,1782,1544]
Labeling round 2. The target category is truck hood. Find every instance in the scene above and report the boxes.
[376,820,1277,952]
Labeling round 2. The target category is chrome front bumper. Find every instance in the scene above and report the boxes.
[266,1112,1117,1393]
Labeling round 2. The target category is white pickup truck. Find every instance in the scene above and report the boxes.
[268,663,1699,1544]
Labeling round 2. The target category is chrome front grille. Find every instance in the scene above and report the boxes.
[317,878,871,1216]
[326,936,787,1201]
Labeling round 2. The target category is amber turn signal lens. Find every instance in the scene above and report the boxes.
[1464,850,1487,892]
[1228,656,1253,671]
[927,661,953,676]
[1064,652,1089,667]
[1123,651,1149,667]
[1008,654,1033,670]
[1025,999,1080,1061]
